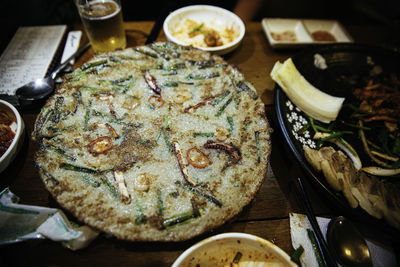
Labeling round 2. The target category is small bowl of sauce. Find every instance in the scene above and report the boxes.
[311,31,336,42]
[0,100,24,173]
[172,232,297,267]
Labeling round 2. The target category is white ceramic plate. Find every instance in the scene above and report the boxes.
[172,232,297,266]
[262,18,353,48]
[163,5,245,55]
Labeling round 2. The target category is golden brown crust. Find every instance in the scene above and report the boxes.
[33,42,272,241]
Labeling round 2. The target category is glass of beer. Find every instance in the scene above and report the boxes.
[75,0,127,53]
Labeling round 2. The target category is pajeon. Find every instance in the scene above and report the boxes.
[33,42,272,241]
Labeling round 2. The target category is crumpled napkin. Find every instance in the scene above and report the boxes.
[0,188,98,250]
[289,213,397,267]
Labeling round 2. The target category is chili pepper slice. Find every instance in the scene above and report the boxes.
[88,136,113,156]
[186,147,211,168]
[148,95,165,108]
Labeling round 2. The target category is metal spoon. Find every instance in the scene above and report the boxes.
[327,216,373,267]
[15,41,90,101]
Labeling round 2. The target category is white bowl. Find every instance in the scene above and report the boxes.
[0,99,25,173]
[172,232,297,266]
[163,5,245,55]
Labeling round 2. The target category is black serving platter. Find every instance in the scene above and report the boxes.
[274,43,400,237]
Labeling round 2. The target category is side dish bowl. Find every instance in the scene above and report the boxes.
[0,99,25,173]
[172,232,296,266]
[163,5,245,55]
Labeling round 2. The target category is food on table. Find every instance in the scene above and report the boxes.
[172,19,240,48]
[304,146,400,229]
[32,42,272,241]
[311,31,336,42]
[270,30,297,42]
[0,107,17,157]
[271,58,345,123]
[297,70,400,229]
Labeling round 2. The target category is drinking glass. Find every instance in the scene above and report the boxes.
[75,0,127,53]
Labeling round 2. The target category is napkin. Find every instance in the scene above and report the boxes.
[289,213,397,267]
[0,188,98,250]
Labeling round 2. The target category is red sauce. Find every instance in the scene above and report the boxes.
[0,109,16,157]
[311,31,336,42]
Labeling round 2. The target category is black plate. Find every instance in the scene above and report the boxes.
[274,43,400,236]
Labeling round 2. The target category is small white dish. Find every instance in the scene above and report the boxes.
[262,18,353,48]
[303,19,353,43]
[163,5,245,55]
[172,232,297,266]
[0,99,25,173]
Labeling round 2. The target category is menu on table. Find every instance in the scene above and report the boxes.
[0,25,67,95]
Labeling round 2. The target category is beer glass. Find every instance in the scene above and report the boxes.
[75,0,127,53]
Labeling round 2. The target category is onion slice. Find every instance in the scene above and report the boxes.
[362,166,400,176]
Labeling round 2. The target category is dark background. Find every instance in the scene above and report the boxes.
[1,0,399,52]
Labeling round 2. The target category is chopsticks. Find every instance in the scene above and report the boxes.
[294,176,338,267]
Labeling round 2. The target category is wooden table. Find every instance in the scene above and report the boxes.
[1,21,398,266]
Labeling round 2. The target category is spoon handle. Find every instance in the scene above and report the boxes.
[50,41,91,79]
[295,176,338,267]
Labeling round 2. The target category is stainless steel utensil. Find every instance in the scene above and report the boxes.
[327,216,373,267]
[15,41,90,101]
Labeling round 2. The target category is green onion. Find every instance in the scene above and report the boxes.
[134,47,158,58]
[175,181,222,207]
[162,208,203,229]
[216,97,233,117]
[316,131,353,149]
[236,81,258,100]
[212,91,230,106]
[81,59,107,71]
[227,116,234,134]
[162,81,179,87]
[83,108,91,131]
[157,188,164,216]
[82,175,101,187]
[291,245,304,265]
[61,163,101,174]
[135,198,147,225]
[307,229,326,267]
[298,123,310,135]
[162,130,171,153]
[100,177,120,198]
[189,23,204,35]
[255,131,261,163]
[193,132,214,137]
[232,252,243,264]
[49,146,76,161]
[33,108,53,139]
